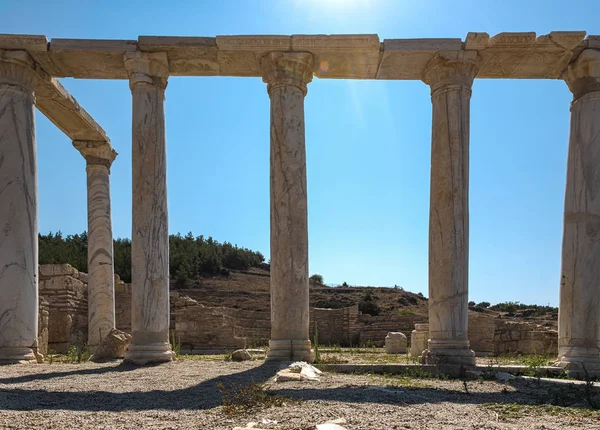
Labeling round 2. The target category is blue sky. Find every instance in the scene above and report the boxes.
[2,0,599,306]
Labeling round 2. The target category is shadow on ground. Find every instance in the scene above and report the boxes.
[0,362,598,413]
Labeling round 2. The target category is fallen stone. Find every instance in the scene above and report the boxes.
[231,349,252,361]
[385,332,407,354]
[276,361,322,382]
[91,328,132,361]
[496,372,516,381]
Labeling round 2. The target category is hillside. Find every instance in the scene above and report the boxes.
[172,268,428,316]
[172,268,558,330]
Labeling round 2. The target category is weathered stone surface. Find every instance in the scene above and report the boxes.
[74,141,117,351]
[231,349,252,361]
[124,52,172,366]
[92,328,132,361]
[262,52,314,362]
[424,54,478,366]
[385,332,407,354]
[0,51,39,363]
[410,323,429,357]
[557,49,600,373]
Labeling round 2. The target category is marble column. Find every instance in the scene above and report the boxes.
[73,140,117,351]
[0,51,39,363]
[557,50,600,374]
[123,52,173,365]
[261,52,314,362]
[422,52,478,366]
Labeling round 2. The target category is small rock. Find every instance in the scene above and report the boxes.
[231,349,252,361]
[91,328,132,361]
[496,372,516,381]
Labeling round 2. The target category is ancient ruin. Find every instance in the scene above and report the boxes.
[0,31,599,373]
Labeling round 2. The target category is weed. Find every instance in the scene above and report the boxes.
[47,349,55,364]
[218,380,292,416]
[313,326,321,364]
[484,402,600,421]
[170,331,181,357]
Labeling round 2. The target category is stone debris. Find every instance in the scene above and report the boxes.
[385,332,407,354]
[276,361,323,382]
[231,349,252,361]
[91,328,132,361]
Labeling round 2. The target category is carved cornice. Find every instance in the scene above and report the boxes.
[563,49,600,100]
[260,51,314,96]
[0,50,39,95]
[422,51,480,96]
[123,51,169,90]
[73,140,117,170]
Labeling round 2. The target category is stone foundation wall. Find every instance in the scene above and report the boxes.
[39,264,88,353]
[36,265,558,356]
[115,278,132,333]
[37,297,49,356]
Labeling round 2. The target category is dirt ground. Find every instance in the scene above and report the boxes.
[0,359,599,429]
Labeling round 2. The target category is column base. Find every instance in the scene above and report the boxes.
[555,347,600,377]
[124,341,173,366]
[266,340,313,362]
[423,339,475,366]
[0,347,37,364]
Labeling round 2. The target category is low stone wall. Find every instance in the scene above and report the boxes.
[36,265,558,357]
[39,264,88,353]
[115,278,132,333]
[494,319,557,355]
[37,297,49,356]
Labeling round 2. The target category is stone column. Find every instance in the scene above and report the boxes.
[0,51,39,363]
[261,52,314,362]
[73,140,117,351]
[123,52,173,365]
[557,50,600,374]
[422,52,478,366]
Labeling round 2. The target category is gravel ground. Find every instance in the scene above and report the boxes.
[0,359,599,429]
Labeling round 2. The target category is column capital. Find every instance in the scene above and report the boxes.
[422,51,480,96]
[260,52,314,96]
[124,51,169,90]
[0,50,39,94]
[563,49,600,101]
[73,140,117,169]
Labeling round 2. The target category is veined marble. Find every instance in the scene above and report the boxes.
[0,51,38,363]
[123,52,173,365]
[557,50,600,374]
[73,140,117,350]
[423,52,478,366]
[261,52,313,362]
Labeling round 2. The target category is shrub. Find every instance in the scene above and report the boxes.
[359,289,381,316]
[218,380,291,415]
[309,274,324,285]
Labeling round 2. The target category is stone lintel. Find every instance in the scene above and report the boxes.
[587,35,600,49]
[0,32,594,80]
[476,31,587,79]
[35,78,110,141]
[47,38,138,79]
[139,36,219,76]
[0,34,48,51]
[73,140,117,168]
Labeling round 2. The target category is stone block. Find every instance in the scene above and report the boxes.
[92,328,132,360]
[385,332,407,354]
[39,264,78,278]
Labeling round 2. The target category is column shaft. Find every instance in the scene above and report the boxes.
[423,53,478,366]
[0,51,38,363]
[557,49,600,373]
[124,52,172,365]
[262,52,313,361]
